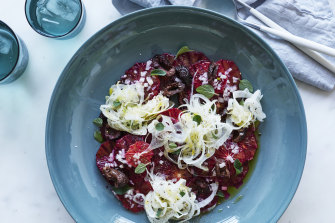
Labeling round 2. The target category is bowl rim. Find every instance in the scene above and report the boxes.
[45,5,307,223]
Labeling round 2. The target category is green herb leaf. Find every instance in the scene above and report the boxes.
[113,100,121,108]
[112,185,132,195]
[151,69,166,76]
[193,115,202,125]
[216,191,225,198]
[233,195,243,204]
[155,122,165,131]
[239,79,253,93]
[211,104,216,111]
[180,191,185,197]
[168,142,178,149]
[94,130,104,143]
[175,46,194,59]
[135,163,148,174]
[171,149,181,155]
[234,159,243,175]
[156,208,163,218]
[196,84,216,99]
[211,132,218,139]
[93,117,103,127]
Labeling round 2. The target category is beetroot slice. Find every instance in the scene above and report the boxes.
[125,141,153,167]
[152,53,175,70]
[115,134,145,151]
[189,61,211,90]
[235,127,258,163]
[115,135,153,194]
[121,62,160,99]
[95,138,151,212]
[189,60,242,95]
[186,176,218,212]
[114,194,144,213]
[215,59,241,95]
[178,61,211,103]
[151,148,191,181]
[96,141,116,171]
[174,51,210,67]
[99,114,123,141]
[229,162,249,188]
[161,108,182,123]
[95,134,145,181]
[96,141,114,159]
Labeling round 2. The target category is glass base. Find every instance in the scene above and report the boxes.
[0,36,29,85]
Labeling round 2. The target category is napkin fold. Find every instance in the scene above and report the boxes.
[113,0,335,91]
[244,0,335,91]
[129,0,195,7]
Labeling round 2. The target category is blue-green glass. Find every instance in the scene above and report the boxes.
[25,0,85,39]
[0,24,19,80]
[0,21,28,84]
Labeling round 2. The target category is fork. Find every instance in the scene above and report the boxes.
[233,0,335,73]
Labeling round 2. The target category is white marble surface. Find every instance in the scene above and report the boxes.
[0,0,334,222]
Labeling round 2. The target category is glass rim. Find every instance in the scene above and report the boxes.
[0,20,21,82]
[24,0,84,39]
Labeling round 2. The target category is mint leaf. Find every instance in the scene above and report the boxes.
[112,185,132,195]
[193,115,202,125]
[151,69,166,76]
[94,130,104,143]
[155,122,165,131]
[156,208,163,218]
[175,46,194,59]
[135,163,148,174]
[239,79,253,93]
[234,159,243,175]
[169,142,177,149]
[196,84,216,99]
[93,117,103,127]
[211,132,218,139]
[216,191,225,198]
[171,149,181,155]
[113,100,121,108]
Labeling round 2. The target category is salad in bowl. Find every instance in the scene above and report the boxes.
[93,47,266,223]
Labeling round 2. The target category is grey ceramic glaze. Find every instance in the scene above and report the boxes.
[46,6,307,223]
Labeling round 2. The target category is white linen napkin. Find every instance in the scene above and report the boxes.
[244,0,335,91]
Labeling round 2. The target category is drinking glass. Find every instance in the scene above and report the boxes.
[0,21,29,85]
[25,0,86,39]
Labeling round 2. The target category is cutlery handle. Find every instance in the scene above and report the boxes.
[249,8,335,73]
[260,25,335,57]
[297,47,335,73]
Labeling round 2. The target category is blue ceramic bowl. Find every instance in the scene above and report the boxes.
[46,6,307,223]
